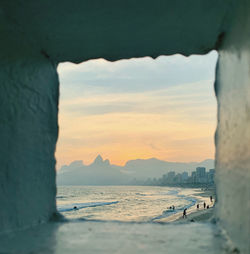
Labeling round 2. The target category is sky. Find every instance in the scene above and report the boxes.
[56,51,218,168]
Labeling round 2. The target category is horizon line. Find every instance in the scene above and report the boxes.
[58,155,214,169]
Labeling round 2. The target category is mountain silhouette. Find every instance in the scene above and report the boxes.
[57,155,214,185]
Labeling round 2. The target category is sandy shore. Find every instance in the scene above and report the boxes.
[155,188,215,223]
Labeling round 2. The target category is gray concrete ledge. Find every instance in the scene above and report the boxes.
[0,220,229,254]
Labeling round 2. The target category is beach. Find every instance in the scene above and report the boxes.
[57,186,215,222]
[154,188,216,223]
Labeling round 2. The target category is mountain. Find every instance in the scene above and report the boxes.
[123,158,214,180]
[57,155,214,185]
[57,155,128,186]
[93,154,110,166]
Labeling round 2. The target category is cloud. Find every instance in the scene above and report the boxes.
[59,79,216,126]
[56,52,218,167]
[58,51,218,97]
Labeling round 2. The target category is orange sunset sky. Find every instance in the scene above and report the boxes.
[56,52,217,168]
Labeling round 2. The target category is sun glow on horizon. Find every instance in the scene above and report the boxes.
[56,52,217,169]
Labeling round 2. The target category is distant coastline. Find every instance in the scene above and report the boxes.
[137,183,215,189]
[57,155,214,186]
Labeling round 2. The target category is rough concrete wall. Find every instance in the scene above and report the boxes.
[1,0,232,62]
[215,2,250,253]
[0,55,58,232]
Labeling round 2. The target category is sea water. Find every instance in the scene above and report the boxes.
[57,186,199,222]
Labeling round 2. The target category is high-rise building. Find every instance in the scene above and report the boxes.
[208,169,215,183]
[191,171,197,183]
[175,173,182,183]
[196,167,206,183]
[181,172,188,182]
[167,171,175,183]
[196,167,206,178]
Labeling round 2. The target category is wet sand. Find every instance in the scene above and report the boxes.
[155,188,215,223]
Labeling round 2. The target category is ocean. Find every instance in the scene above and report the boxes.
[57,186,201,222]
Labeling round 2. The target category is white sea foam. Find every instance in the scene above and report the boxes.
[57,186,200,222]
[58,201,119,212]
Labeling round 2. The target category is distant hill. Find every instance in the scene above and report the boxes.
[123,158,214,180]
[57,155,214,185]
[57,155,129,186]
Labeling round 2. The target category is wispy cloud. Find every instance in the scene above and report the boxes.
[56,52,218,167]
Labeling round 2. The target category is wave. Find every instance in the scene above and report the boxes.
[58,201,119,212]
[135,193,147,196]
[151,194,197,221]
[56,195,66,199]
[135,190,180,197]
[165,190,179,195]
[180,196,197,210]
[57,195,77,199]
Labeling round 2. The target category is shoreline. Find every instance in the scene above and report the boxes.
[155,188,216,223]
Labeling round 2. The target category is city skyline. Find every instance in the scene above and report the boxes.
[57,154,215,186]
[144,167,216,186]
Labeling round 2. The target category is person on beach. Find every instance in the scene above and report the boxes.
[172,205,175,210]
[197,204,199,209]
[207,205,209,209]
[183,208,187,218]
[203,202,206,209]
[210,196,213,202]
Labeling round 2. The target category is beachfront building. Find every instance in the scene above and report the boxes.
[167,171,175,183]
[181,172,189,182]
[196,167,206,183]
[175,173,182,183]
[191,171,197,183]
[208,169,215,184]
[156,167,216,186]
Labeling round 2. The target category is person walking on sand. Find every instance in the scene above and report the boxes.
[197,204,199,209]
[172,205,175,210]
[210,196,213,203]
[183,208,187,218]
[203,202,206,209]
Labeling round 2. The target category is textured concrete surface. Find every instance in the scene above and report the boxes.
[215,2,250,253]
[0,56,58,233]
[0,221,228,254]
[0,1,233,62]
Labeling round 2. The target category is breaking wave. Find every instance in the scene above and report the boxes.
[58,201,119,212]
